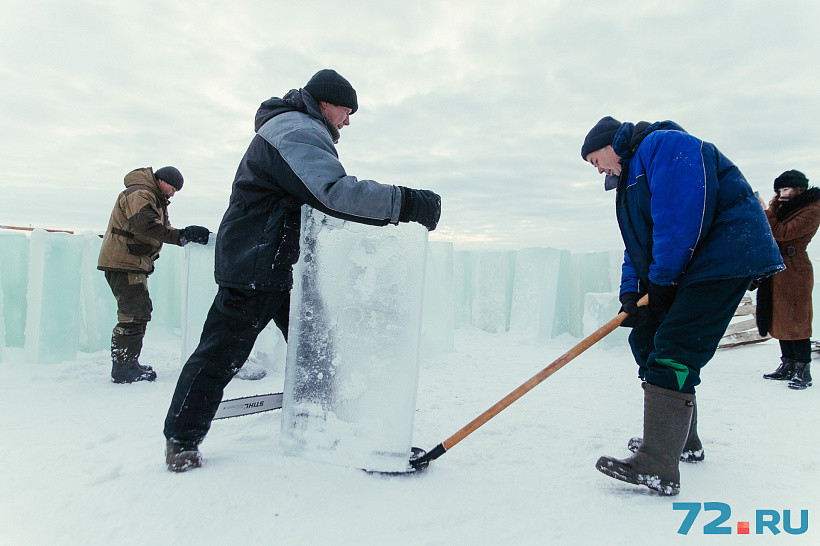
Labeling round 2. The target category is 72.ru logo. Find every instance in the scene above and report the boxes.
[673,502,809,535]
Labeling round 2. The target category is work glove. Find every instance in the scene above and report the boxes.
[398,187,442,231]
[647,281,677,322]
[180,225,210,245]
[619,292,648,328]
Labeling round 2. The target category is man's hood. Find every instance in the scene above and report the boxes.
[612,120,687,159]
[254,88,324,131]
[124,167,160,193]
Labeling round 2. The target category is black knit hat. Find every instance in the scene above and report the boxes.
[581,116,622,160]
[304,69,358,114]
[154,166,184,190]
[773,169,809,191]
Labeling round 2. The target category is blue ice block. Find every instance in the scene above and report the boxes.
[509,247,564,338]
[453,251,473,329]
[470,250,516,333]
[148,244,183,333]
[0,232,30,347]
[180,239,217,363]
[421,241,454,355]
[78,234,117,352]
[24,230,83,364]
[0,280,5,362]
[282,207,428,473]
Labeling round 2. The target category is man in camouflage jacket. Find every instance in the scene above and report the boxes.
[98,166,209,383]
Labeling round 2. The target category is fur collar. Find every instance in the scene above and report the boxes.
[775,187,820,221]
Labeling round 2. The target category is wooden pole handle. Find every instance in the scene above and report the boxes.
[0,225,74,234]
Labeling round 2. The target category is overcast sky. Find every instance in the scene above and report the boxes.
[2,0,818,251]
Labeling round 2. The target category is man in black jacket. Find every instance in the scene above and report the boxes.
[164,69,441,471]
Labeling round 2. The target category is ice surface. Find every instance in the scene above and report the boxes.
[420,241,454,355]
[509,247,563,338]
[0,232,29,347]
[282,207,427,472]
[470,250,515,333]
[24,230,83,364]
[78,234,117,353]
[180,239,218,363]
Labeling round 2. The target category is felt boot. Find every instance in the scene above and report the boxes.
[627,397,703,462]
[596,383,694,496]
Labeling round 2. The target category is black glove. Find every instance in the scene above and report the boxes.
[398,187,441,231]
[647,281,677,322]
[619,292,648,328]
[180,225,210,246]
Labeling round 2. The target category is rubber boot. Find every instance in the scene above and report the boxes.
[788,361,813,390]
[596,383,694,496]
[166,440,202,472]
[763,357,796,380]
[627,397,704,462]
[111,323,156,383]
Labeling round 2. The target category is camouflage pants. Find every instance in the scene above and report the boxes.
[105,271,152,366]
[105,271,152,325]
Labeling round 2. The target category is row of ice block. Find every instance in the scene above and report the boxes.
[0,230,183,364]
[0,229,630,364]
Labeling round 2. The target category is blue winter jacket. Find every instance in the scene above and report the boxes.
[614,121,783,295]
[214,89,402,290]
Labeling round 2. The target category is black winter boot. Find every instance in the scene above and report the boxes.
[166,440,202,472]
[111,323,156,383]
[788,362,813,390]
[627,397,704,462]
[763,357,796,380]
[596,383,694,496]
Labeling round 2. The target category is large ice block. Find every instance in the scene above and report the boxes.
[0,279,5,362]
[610,249,626,295]
[548,249,572,338]
[25,230,83,364]
[453,251,473,329]
[0,232,30,347]
[282,207,428,473]
[583,291,629,348]
[471,250,515,333]
[78,234,117,352]
[180,239,218,363]
[567,251,613,337]
[509,247,563,338]
[421,241,454,355]
[148,244,183,332]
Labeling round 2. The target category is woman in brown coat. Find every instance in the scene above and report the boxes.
[761,170,819,389]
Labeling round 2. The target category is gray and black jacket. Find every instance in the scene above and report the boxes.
[214,89,402,290]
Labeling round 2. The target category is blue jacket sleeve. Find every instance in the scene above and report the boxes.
[640,131,709,285]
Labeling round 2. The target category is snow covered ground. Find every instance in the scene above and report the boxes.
[0,327,817,545]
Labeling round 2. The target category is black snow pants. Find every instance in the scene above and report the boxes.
[628,276,752,394]
[163,287,290,446]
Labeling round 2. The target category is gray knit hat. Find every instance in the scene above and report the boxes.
[155,166,183,190]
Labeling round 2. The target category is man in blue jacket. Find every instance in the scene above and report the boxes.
[164,69,441,471]
[581,117,783,495]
